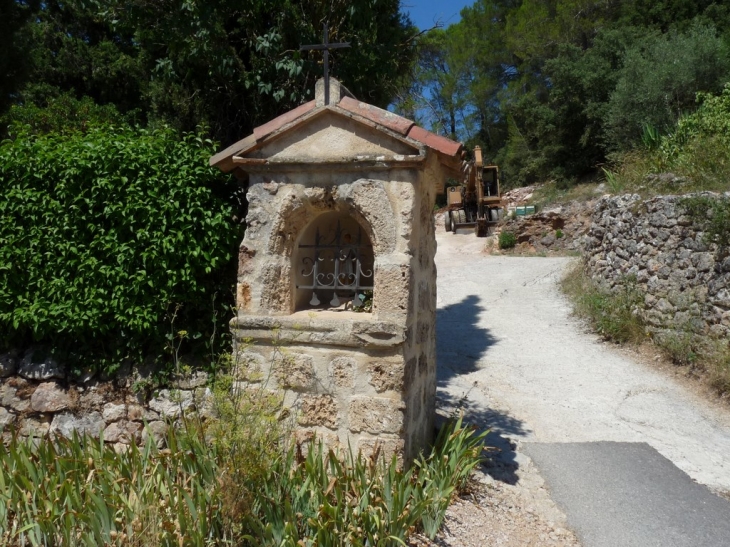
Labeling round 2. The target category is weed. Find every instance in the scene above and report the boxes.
[602,167,625,194]
[242,413,487,545]
[562,264,730,399]
[0,428,222,547]
[529,180,602,209]
[0,410,486,546]
[561,263,644,344]
[709,347,730,396]
[679,195,730,249]
[656,330,700,366]
[555,229,564,239]
[499,231,517,250]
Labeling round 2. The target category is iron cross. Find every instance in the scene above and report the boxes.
[300,23,350,105]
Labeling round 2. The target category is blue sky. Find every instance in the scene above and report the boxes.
[400,0,476,30]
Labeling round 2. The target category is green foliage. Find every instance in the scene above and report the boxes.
[654,326,730,398]
[641,123,662,150]
[3,93,130,135]
[679,195,730,248]
[656,84,730,171]
[412,416,486,538]
[0,400,486,545]
[709,346,730,396]
[671,84,730,147]
[604,23,730,151]
[561,264,645,344]
[499,231,517,250]
[609,86,730,196]
[7,0,416,145]
[240,414,486,546]
[0,126,241,372]
[0,428,222,546]
[656,329,700,366]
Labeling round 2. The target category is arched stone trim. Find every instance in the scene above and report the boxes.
[338,179,397,256]
[267,179,395,259]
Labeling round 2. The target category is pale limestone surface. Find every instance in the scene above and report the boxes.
[224,81,448,463]
[0,357,202,449]
[30,382,70,413]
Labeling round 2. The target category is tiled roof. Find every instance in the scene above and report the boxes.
[211,89,462,172]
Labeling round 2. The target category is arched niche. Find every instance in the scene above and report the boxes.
[293,211,375,312]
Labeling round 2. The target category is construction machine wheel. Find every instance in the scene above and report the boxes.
[457,209,467,224]
[444,211,452,232]
[489,208,500,221]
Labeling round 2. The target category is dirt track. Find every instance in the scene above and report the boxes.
[435,229,730,494]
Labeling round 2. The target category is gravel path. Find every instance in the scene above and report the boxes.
[435,230,730,493]
[431,228,730,545]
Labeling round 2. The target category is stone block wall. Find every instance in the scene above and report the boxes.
[232,161,438,465]
[0,349,210,448]
[584,193,730,339]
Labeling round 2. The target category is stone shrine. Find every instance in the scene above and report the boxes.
[210,78,462,463]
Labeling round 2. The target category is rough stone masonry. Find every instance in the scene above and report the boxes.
[210,78,463,464]
[584,193,730,341]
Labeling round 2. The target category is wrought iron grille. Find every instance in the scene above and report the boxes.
[297,221,373,308]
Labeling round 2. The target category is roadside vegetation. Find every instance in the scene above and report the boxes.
[560,266,645,345]
[561,264,730,399]
[0,123,243,376]
[0,381,486,546]
[603,84,730,198]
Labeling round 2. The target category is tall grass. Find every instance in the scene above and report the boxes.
[561,263,730,398]
[560,263,645,345]
[0,387,486,547]
[0,429,223,546]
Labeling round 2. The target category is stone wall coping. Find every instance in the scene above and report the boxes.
[231,153,426,173]
[231,313,405,348]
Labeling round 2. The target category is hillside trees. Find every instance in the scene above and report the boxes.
[604,23,730,150]
[409,0,730,186]
[2,0,417,145]
[0,0,38,114]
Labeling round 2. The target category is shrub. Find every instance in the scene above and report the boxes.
[0,428,223,546]
[0,126,242,374]
[561,263,644,344]
[0,405,487,546]
[2,93,130,136]
[499,231,517,249]
[605,23,730,151]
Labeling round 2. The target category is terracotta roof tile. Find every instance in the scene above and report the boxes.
[337,97,415,136]
[209,134,257,171]
[406,126,462,158]
[253,100,316,141]
[210,86,464,173]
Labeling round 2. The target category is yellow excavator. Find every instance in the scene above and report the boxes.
[444,146,504,236]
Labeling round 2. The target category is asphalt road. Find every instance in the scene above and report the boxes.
[434,229,730,546]
[524,442,730,547]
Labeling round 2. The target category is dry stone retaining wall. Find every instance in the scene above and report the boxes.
[584,193,730,339]
[0,349,210,448]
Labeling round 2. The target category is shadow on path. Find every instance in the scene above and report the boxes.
[436,294,497,379]
[436,294,529,484]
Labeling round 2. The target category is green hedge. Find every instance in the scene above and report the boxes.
[0,126,242,373]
